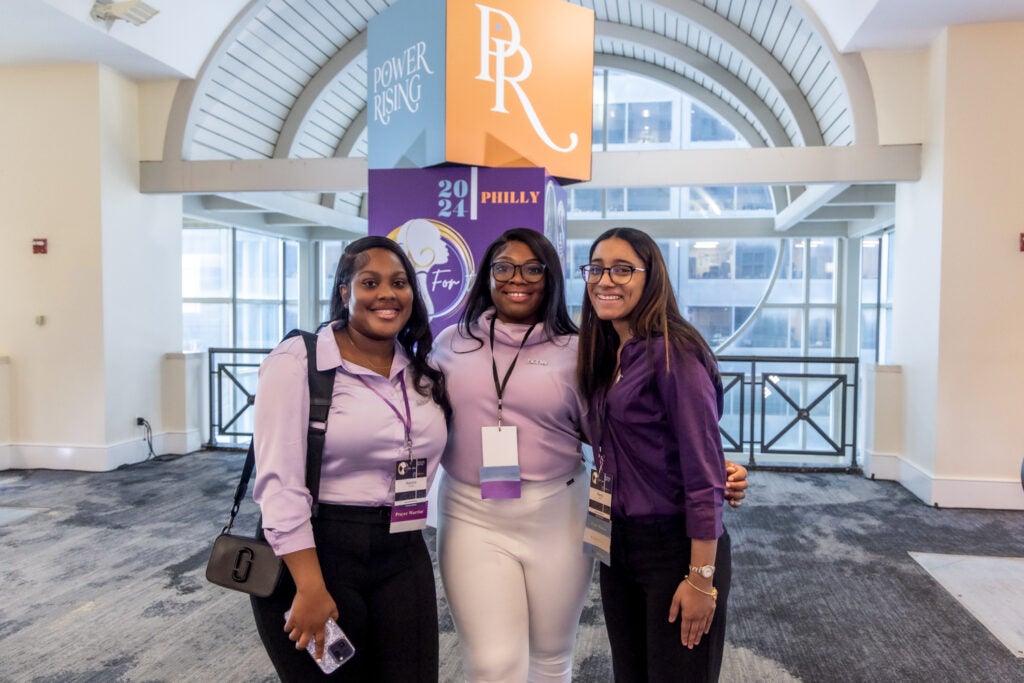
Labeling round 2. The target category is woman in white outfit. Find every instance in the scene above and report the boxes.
[433,229,748,682]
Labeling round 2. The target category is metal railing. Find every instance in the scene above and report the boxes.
[206,346,272,448]
[717,355,860,471]
[206,347,859,470]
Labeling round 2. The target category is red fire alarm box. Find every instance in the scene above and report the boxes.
[32,238,47,254]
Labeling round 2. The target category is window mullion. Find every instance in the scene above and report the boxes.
[231,227,238,348]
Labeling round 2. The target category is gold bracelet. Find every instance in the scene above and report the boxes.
[685,577,718,600]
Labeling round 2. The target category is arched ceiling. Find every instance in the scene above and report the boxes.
[171,0,862,163]
[160,0,898,237]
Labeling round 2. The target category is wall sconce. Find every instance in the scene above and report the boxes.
[90,1,159,26]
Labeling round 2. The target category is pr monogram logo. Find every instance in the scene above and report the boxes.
[474,3,579,154]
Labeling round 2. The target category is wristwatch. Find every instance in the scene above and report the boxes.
[689,564,716,579]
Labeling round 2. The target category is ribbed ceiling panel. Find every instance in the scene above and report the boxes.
[186,0,394,162]
[698,0,852,145]
[182,0,858,184]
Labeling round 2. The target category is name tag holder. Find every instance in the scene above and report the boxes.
[478,316,537,500]
[480,425,521,499]
[583,468,613,565]
[391,456,428,533]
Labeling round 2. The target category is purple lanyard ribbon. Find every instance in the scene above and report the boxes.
[356,369,413,455]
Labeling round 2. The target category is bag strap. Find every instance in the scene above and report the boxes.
[223,328,335,532]
[295,329,335,519]
[224,441,258,533]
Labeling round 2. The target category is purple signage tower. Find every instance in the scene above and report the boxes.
[368,167,566,333]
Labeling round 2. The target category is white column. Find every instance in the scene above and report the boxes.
[886,25,1024,510]
[0,357,11,470]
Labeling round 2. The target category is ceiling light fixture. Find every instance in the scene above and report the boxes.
[90,1,159,26]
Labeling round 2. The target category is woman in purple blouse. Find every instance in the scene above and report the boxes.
[250,236,451,681]
[578,227,732,682]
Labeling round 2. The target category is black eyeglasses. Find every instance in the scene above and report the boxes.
[491,261,546,283]
[579,264,646,284]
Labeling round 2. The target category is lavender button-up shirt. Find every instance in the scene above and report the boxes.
[252,325,448,555]
[590,336,726,541]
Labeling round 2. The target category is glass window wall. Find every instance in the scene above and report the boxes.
[572,68,774,221]
[182,226,299,352]
[567,237,840,357]
[859,231,894,363]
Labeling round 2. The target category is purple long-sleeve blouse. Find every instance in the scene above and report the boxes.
[589,336,726,540]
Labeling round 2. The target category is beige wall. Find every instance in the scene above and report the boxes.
[0,64,108,452]
[99,67,184,453]
[0,64,185,470]
[861,51,926,145]
[138,80,179,161]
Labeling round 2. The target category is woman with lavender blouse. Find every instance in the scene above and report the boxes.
[249,237,450,682]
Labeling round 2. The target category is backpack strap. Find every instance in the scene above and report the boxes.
[284,328,335,519]
[223,328,335,531]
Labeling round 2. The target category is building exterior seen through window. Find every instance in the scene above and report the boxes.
[576,68,773,219]
[566,237,839,356]
[859,230,894,364]
[182,225,298,352]
[318,240,347,324]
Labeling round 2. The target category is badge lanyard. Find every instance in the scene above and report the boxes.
[356,370,412,458]
[583,387,614,565]
[478,317,537,499]
[489,316,538,427]
[356,371,427,532]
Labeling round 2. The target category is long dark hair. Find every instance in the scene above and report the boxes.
[456,228,577,349]
[577,227,719,398]
[322,235,450,419]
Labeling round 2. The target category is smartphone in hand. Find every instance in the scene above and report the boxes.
[284,610,356,674]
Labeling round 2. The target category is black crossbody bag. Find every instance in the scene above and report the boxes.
[206,329,335,597]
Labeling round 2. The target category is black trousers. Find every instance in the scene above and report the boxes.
[599,518,732,683]
[250,504,439,682]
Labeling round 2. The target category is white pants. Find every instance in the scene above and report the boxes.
[437,463,594,683]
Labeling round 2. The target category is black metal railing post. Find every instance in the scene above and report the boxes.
[717,355,859,471]
[206,346,273,449]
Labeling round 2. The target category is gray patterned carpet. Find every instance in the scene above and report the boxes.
[1,451,1022,682]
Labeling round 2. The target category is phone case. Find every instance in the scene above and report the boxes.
[284,611,357,673]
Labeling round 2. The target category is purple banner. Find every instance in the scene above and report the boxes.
[369,167,566,333]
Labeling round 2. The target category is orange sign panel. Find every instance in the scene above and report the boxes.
[446,0,594,182]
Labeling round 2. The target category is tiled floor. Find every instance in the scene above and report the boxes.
[910,552,1024,658]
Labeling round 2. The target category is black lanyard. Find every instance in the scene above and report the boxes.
[489,316,538,427]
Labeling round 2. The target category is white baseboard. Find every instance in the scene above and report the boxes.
[896,457,939,506]
[3,433,190,472]
[930,476,1024,511]
[862,449,902,481]
[155,429,202,456]
[867,454,1024,511]
[0,444,10,471]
